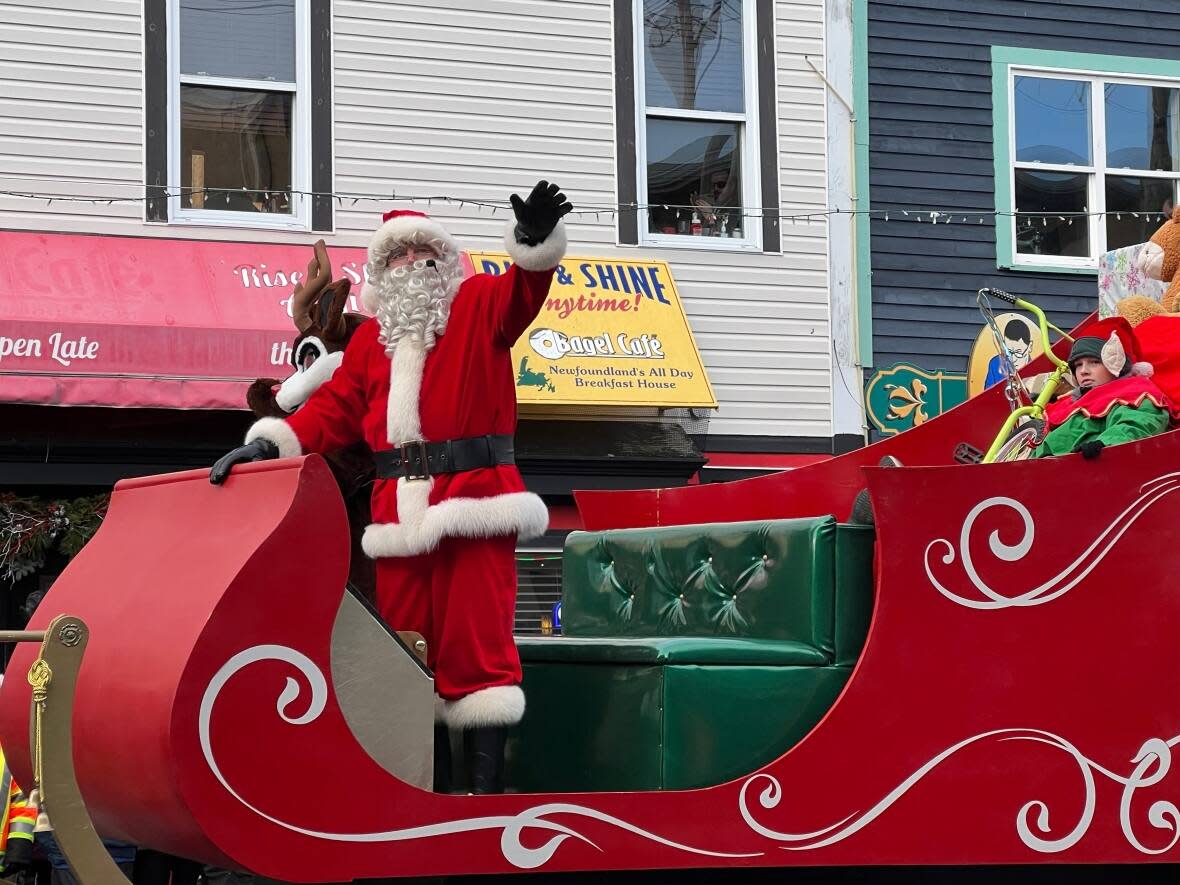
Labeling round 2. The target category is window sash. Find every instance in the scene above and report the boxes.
[165,0,311,230]
[633,0,762,249]
[1014,162,1180,179]
[178,0,296,82]
[645,106,747,123]
[179,73,297,92]
[1007,65,1180,266]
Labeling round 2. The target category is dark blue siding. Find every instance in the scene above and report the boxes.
[866,0,1180,370]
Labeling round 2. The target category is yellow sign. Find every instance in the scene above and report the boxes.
[966,312,1045,397]
[470,252,717,407]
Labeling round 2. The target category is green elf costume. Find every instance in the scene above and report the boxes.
[1035,316,1176,459]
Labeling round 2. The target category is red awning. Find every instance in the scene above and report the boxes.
[0,231,381,410]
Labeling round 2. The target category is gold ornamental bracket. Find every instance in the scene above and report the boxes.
[1,616,130,885]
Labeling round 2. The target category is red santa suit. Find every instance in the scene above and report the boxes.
[245,211,565,728]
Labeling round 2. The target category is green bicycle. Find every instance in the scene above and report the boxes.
[977,287,1074,463]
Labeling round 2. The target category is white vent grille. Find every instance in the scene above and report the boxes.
[514,552,563,637]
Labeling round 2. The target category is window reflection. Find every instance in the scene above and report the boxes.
[180,86,293,214]
[1014,169,1089,256]
[180,0,295,82]
[643,0,744,113]
[1014,77,1091,165]
[1105,176,1176,249]
[646,119,742,237]
[1105,84,1178,171]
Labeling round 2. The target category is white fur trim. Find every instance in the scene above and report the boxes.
[443,684,525,728]
[360,279,379,313]
[429,490,549,541]
[244,416,302,458]
[504,218,567,272]
[1132,361,1154,378]
[363,479,433,557]
[435,695,448,723]
[387,339,426,444]
[275,349,344,413]
[369,215,458,265]
[362,483,549,559]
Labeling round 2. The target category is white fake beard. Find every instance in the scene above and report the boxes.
[368,256,464,354]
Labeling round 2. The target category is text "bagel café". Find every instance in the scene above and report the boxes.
[529,329,665,360]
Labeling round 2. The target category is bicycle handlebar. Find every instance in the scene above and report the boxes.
[978,288,1069,371]
[978,287,1018,305]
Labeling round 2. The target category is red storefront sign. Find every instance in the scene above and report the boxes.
[0,231,474,410]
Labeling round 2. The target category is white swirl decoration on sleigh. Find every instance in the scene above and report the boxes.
[925,473,1180,609]
[738,728,1180,855]
[199,646,760,868]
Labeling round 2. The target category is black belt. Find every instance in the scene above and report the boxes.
[374,434,515,481]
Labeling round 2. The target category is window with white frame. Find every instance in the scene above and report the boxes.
[1006,69,1180,266]
[636,0,760,247]
[156,0,314,228]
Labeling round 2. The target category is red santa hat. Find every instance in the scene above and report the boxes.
[1068,315,1152,378]
[367,209,458,265]
[361,209,460,311]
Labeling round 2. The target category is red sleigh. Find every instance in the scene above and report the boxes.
[1,370,1179,880]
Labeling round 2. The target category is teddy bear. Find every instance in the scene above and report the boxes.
[1116,207,1180,327]
[1105,210,1180,409]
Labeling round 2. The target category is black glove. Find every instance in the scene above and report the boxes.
[510,180,573,245]
[1074,440,1105,460]
[3,837,32,874]
[210,439,280,485]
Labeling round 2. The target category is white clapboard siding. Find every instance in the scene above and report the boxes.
[0,0,833,444]
[0,0,144,228]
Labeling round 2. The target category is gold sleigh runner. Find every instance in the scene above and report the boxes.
[2,616,128,885]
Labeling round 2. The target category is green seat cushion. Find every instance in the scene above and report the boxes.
[663,664,851,789]
[507,663,665,792]
[516,636,829,666]
[506,662,852,793]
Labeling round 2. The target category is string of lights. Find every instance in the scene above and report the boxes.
[0,178,1173,226]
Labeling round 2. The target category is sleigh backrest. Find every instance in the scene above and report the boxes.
[559,516,873,663]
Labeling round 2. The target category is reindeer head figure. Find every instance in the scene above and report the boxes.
[247,240,367,418]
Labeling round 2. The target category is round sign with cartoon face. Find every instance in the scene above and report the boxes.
[967,313,1044,397]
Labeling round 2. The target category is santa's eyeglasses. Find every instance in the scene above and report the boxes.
[386,244,440,264]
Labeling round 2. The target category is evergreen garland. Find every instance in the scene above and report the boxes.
[0,493,109,583]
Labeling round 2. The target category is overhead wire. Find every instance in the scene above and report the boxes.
[0,177,1170,226]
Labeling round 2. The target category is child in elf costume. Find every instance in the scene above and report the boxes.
[1034,316,1177,459]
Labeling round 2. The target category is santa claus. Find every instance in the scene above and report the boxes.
[211,181,573,793]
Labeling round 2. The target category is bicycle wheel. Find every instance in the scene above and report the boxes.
[992,421,1044,462]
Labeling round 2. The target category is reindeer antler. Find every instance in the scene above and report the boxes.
[291,239,332,333]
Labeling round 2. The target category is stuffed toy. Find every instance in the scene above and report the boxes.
[247,240,367,416]
[1116,207,1180,326]
[246,240,375,602]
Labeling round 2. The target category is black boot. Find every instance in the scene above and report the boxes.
[463,726,507,795]
[433,724,452,793]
